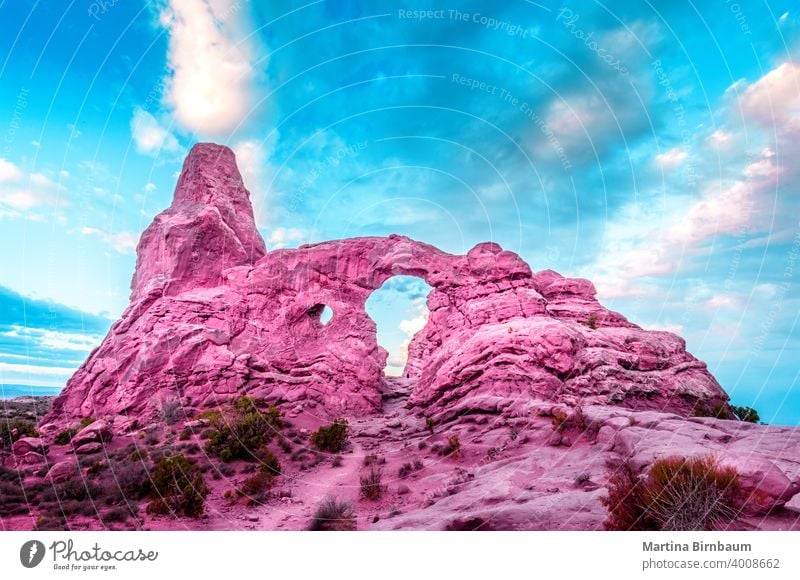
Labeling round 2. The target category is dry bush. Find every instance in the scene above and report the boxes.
[603,456,740,531]
[308,496,356,531]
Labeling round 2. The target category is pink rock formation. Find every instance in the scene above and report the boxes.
[7,142,798,532]
[44,143,728,429]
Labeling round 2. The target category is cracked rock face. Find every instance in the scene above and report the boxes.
[43,143,728,429]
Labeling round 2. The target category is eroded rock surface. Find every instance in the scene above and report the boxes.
[5,143,798,532]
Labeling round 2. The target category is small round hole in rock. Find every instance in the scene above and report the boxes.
[308,304,333,325]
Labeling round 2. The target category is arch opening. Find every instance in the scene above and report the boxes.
[365,276,432,377]
[308,304,334,325]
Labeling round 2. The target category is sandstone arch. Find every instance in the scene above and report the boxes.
[44,144,729,431]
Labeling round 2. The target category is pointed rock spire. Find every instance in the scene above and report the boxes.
[130,143,266,299]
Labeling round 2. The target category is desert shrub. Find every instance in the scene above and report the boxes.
[87,461,105,477]
[360,466,384,500]
[103,506,132,523]
[730,405,760,423]
[0,418,37,450]
[259,449,281,476]
[205,397,283,462]
[277,436,292,453]
[159,397,182,425]
[54,477,101,502]
[35,513,68,531]
[602,456,740,531]
[551,410,569,431]
[399,459,423,478]
[586,314,599,329]
[308,496,356,531]
[362,453,385,467]
[239,471,272,502]
[110,460,152,499]
[128,448,147,461]
[54,428,78,445]
[310,418,349,453]
[574,472,591,486]
[146,454,208,518]
[218,463,235,477]
[79,417,96,428]
[0,471,29,517]
[694,403,734,420]
[425,417,436,435]
[439,435,461,457]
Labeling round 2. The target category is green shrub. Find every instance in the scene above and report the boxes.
[204,397,283,462]
[602,456,740,531]
[259,449,281,477]
[310,418,349,453]
[239,471,272,502]
[693,403,733,420]
[146,454,208,518]
[586,314,598,329]
[0,419,37,450]
[360,465,384,500]
[730,405,760,423]
[308,496,356,531]
[55,428,78,445]
[425,417,436,435]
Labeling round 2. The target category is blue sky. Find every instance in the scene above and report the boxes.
[1,1,799,424]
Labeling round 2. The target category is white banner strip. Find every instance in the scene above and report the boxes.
[1,531,799,579]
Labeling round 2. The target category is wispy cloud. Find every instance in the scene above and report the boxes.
[130,107,180,155]
[160,0,259,134]
[80,226,139,254]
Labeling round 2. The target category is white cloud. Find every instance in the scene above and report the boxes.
[2,325,103,352]
[655,147,688,169]
[144,182,157,192]
[130,107,179,155]
[707,130,733,149]
[160,0,257,134]
[0,362,77,377]
[386,301,429,376]
[586,62,797,299]
[266,226,306,249]
[232,136,279,224]
[0,158,23,182]
[80,226,139,254]
[0,167,67,212]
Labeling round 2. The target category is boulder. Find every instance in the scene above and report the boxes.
[11,437,47,456]
[71,420,113,448]
[46,460,78,483]
[74,442,104,455]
